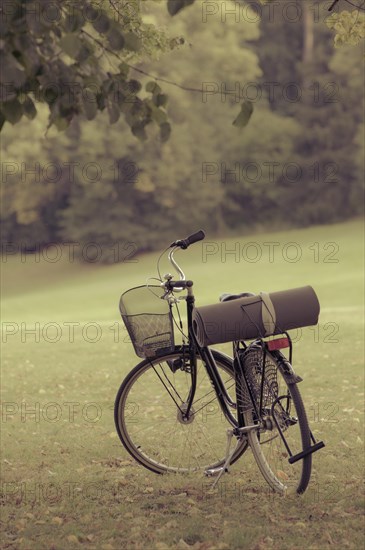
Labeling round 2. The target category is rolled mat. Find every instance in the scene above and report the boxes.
[192,286,320,347]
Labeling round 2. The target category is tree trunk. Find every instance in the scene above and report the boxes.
[302,1,314,66]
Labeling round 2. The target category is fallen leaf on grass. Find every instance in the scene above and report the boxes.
[51,517,63,526]
[67,535,79,544]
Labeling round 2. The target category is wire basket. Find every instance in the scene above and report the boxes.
[119,285,174,359]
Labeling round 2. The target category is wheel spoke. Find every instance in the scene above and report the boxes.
[114,351,248,473]
[238,347,312,494]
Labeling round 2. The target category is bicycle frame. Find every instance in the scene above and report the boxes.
[174,282,248,431]
[165,245,265,433]
[163,243,324,464]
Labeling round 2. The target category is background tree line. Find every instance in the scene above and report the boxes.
[1,0,364,261]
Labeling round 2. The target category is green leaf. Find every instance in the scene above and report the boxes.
[160,122,171,142]
[0,52,27,88]
[153,93,168,108]
[118,63,130,78]
[53,116,71,131]
[107,102,120,124]
[108,28,125,50]
[123,32,142,52]
[167,0,195,16]
[96,93,105,111]
[64,12,84,33]
[92,13,111,34]
[1,99,23,124]
[148,102,168,125]
[77,44,92,63]
[146,81,161,94]
[83,5,98,22]
[131,121,148,141]
[59,34,83,59]
[43,84,59,105]
[83,91,98,121]
[42,4,59,26]
[232,101,254,129]
[128,80,142,94]
[23,96,37,120]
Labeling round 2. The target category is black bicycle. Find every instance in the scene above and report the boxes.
[114,230,324,494]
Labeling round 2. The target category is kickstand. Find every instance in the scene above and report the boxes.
[212,429,236,489]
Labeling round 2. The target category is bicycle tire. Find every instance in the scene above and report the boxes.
[114,347,248,473]
[237,346,312,494]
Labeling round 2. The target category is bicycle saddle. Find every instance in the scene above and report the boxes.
[219,292,255,302]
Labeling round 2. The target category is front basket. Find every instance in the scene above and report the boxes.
[119,285,175,359]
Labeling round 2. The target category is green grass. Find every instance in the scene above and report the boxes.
[1,219,364,550]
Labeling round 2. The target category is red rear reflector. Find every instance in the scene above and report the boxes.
[267,337,290,351]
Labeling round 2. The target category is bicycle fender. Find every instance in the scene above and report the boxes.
[270,350,303,384]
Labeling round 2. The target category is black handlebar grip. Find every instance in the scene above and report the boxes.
[168,280,194,289]
[185,230,205,248]
[170,229,206,249]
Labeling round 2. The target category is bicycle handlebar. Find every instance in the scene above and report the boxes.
[164,230,205,292]
[167,280,194,289]
[170,230,205,250]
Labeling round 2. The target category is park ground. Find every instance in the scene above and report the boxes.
[1,219,364,549]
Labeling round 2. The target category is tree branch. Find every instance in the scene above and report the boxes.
[81,29,204,93]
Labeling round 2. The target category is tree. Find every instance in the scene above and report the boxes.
[1,0,300,256]
[253,0,364,224]
[0,0,180,136]
[1,0,362,136]
[1,0,363,259]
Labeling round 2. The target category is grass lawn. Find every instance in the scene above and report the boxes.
[1,219,364,549]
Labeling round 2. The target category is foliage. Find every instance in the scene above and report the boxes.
[57,2,267,258]
[258,0,365,46]
[254,1,364,225]
[326,10,365,46]
[0,0,254,135]
[2,0,361,137]
[1,0,363,260]
[0,0,179,136]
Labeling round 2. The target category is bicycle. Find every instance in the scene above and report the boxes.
[114,230,325,494]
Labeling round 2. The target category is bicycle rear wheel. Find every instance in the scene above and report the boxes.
[237,345,312,494]
[114,348,247,473]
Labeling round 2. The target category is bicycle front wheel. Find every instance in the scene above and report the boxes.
[114,348,248,473]
[237,346,312,494]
